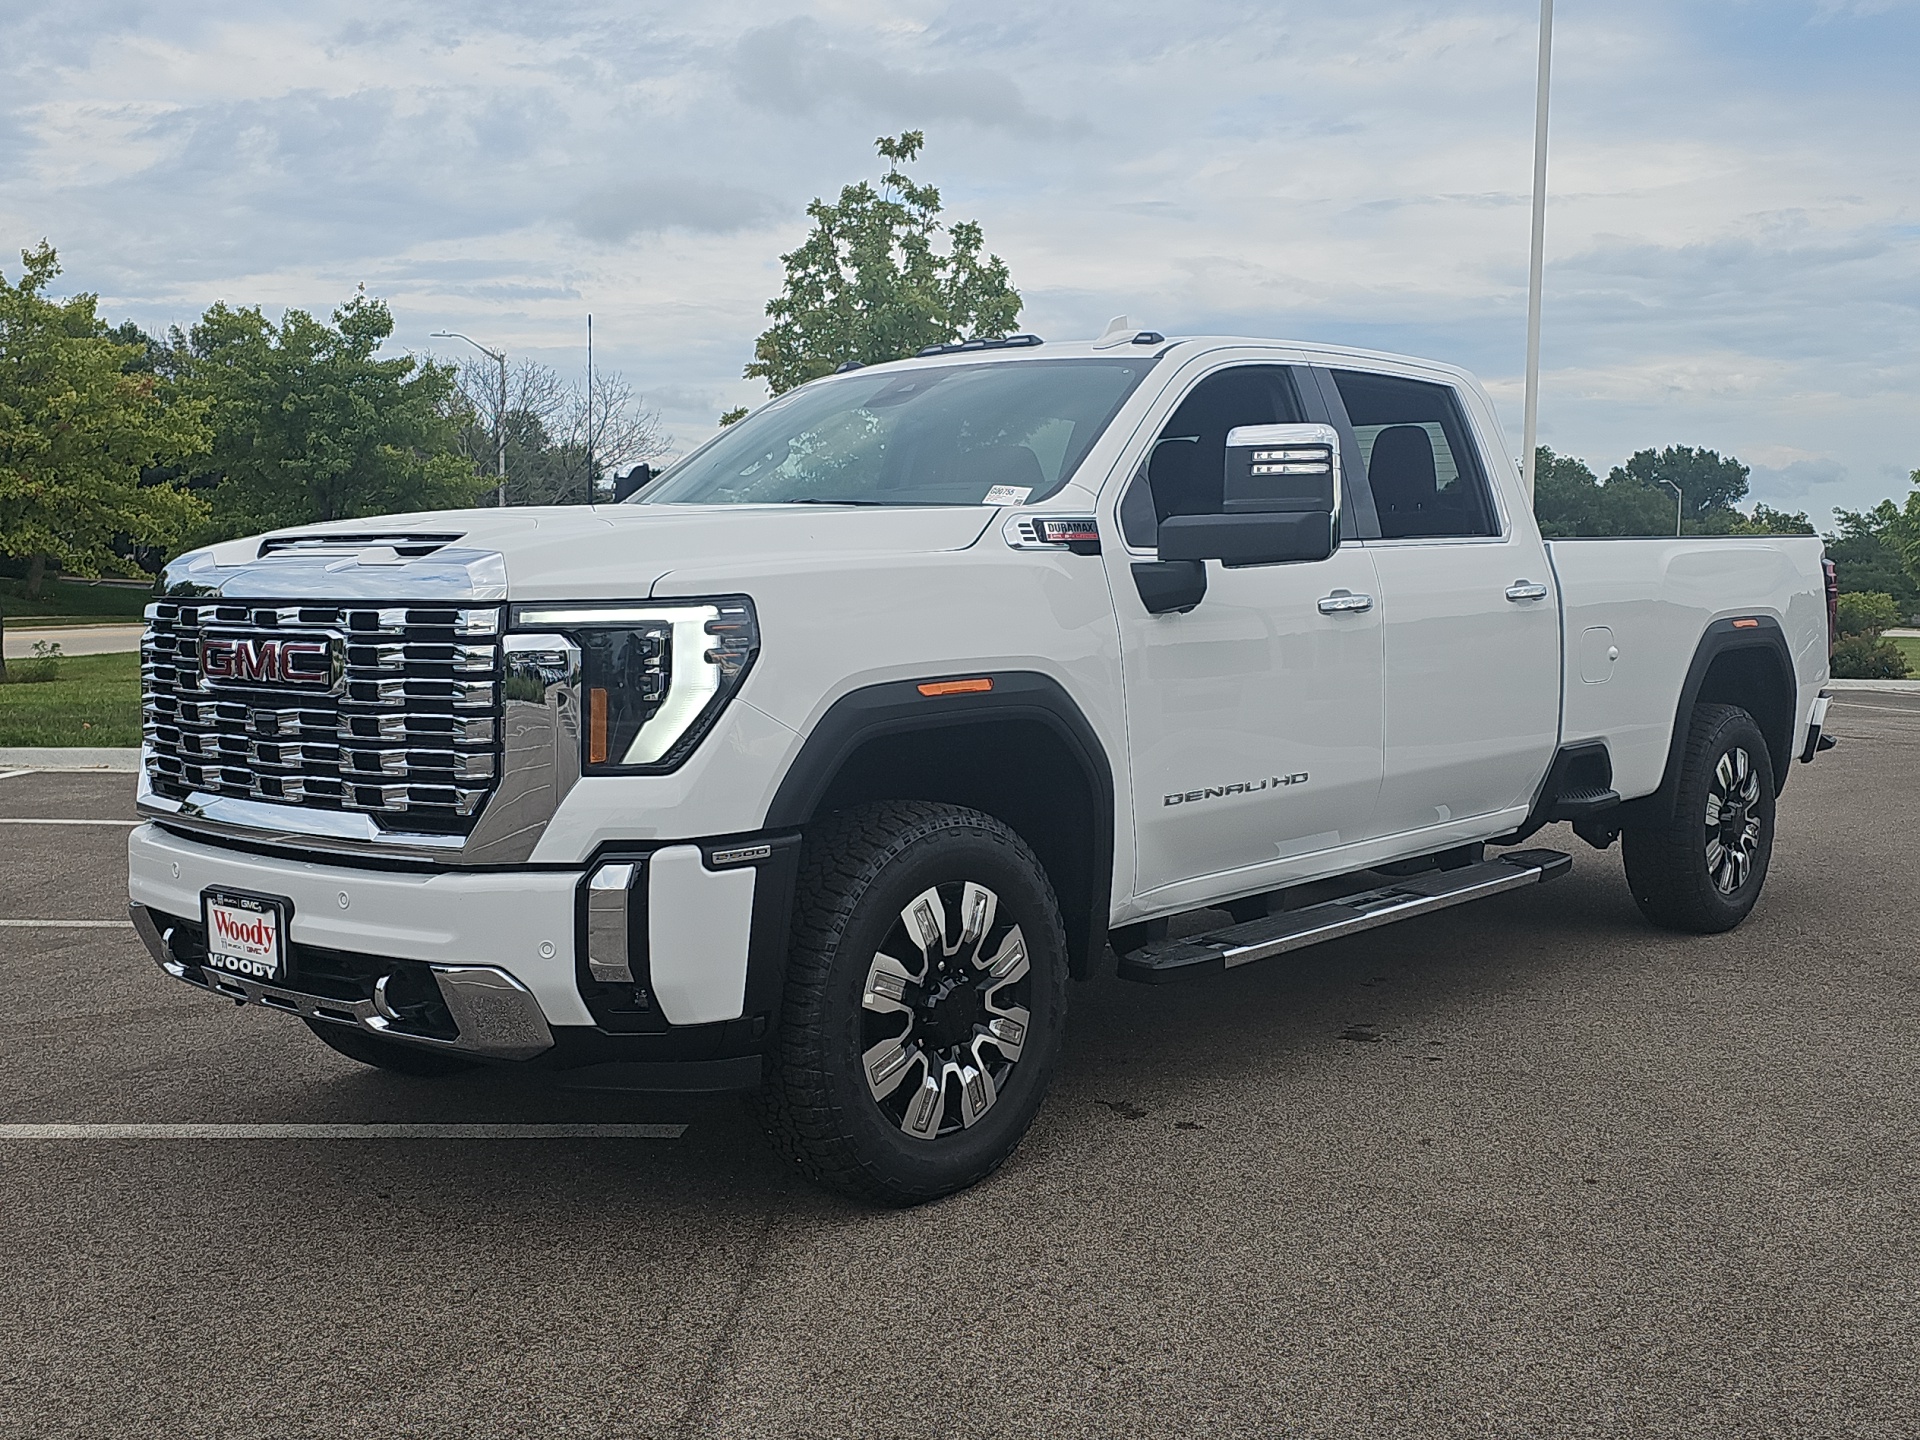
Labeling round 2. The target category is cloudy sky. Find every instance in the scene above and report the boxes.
[3,0,1915,522]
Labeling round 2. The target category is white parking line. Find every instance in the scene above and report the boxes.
[0,1123,687,1140]
[0,769,31,782]
[0,920,129,928]
[0,818,139,826]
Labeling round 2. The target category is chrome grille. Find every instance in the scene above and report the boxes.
[142,601,504,828]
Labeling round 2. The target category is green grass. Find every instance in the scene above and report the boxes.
[0,576,154,622]
[1891,636,1920,675]
[0,651,142,746]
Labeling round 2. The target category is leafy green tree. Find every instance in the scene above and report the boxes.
[745,132,1022,395]
[1726,503,1815,536]
[1836,591,1901,639]
[1534,445,1810,538]
[1610,446,1749,527]
[0,242,209,676]
[1828,472,1920,617]
[1532,446,1675,536]
[1831,588,1910,680]
[181,288,486,535]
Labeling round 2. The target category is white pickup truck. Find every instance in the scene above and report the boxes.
[128,329,1836,1203]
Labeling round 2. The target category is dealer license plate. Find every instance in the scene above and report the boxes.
[201,889,288,982]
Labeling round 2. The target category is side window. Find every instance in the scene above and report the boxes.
[1120,365,1303,547]
[1331,370,1497,540]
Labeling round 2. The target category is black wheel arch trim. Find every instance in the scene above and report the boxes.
[1627,616,1799,826]
[763,671,1117,981]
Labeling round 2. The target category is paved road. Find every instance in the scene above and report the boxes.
[1,697,1916,1438]
[3,623,145,658]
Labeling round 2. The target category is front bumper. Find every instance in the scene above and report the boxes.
[128,821,797,1081]
[130,904,555,1060]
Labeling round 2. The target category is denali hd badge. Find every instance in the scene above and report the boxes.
[199,633,341,691]
[1165,774,1309,805]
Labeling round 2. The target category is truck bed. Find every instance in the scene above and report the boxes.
[1546,536,1829,800]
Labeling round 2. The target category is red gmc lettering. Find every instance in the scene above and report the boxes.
[200,637,332,688]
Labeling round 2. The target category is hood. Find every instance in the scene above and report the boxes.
[163,504,997,603]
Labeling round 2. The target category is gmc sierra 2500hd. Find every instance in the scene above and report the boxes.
[128,327,1836,1203]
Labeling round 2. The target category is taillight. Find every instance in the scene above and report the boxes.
[1822,557,1839,656]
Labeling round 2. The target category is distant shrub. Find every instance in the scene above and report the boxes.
[4,640,63,684]
[1830,633,1911,681]
[1836,591,1901,640]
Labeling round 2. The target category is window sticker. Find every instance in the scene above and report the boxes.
[983,485,1033,506]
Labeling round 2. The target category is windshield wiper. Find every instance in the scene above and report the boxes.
[782,497,899,506]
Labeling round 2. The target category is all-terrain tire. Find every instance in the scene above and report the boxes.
[303,1019,480,1077]
[756,801,1070,1206]
[1621,702,1776,934]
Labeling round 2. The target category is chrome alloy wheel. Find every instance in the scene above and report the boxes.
[859,881,1032,1142]
[1704,744,1764,895]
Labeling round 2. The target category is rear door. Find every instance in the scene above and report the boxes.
[1326,368,1560,837]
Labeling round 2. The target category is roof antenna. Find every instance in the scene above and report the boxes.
[1094,314,1146,349]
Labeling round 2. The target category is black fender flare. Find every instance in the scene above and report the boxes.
[764,672,1116,979]
[1634,616,1798,824]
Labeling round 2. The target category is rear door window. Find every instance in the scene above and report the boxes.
[1331,371,1498,540]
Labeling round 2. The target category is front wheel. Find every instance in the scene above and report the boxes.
[1622,702,1776,933]
[757,802,1069,1206]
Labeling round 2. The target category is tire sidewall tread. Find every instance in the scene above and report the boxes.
[756,800,1069,1206]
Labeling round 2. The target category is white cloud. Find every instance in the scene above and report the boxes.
[0,0,1914,524]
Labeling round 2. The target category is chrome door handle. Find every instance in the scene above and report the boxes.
[1505,582,1549,602]
[1318,591,1373,614]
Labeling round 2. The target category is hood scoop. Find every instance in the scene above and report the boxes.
[258,531,463,559]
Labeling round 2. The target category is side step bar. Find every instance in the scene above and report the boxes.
[1116,848,1573,985]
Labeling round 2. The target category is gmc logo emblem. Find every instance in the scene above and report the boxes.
[200,633,340,691]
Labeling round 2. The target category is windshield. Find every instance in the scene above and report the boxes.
[637,358,1153,507]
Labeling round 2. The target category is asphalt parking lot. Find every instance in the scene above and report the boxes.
[2,695,1916,1440]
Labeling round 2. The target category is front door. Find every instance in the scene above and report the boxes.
[1109,363,1387,907]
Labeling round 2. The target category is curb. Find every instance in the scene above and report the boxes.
[1827,679,1920,695]
[0,747,142,772]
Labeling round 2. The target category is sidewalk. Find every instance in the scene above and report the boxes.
[0,748,142,772]
[4,624,144,659]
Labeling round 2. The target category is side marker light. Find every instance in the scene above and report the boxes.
[917,678,994,697]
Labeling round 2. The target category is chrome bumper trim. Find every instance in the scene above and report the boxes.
[129,903,554,1061]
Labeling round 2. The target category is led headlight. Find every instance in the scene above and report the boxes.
[511,598,758,772]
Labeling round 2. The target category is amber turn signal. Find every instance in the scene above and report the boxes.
[588,687,609,764]
[917,677,993,697]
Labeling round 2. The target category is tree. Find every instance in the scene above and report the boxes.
[1532,446,1678,536]
[0,242,209,677]
[1831,589,1911,680]
[1610,446,1749,527]
[745,132,1022,394]
[450,356,670,505]
[1533,444,1809,538]
[181,288,487,535]
[1828,472,1920,618]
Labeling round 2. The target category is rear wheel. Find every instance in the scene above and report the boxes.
[303,1020,479,1077]
[757,801,1069,1206]
[1622,702,1776,933]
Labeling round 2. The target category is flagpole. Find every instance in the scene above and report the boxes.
[1521,0,1554,499]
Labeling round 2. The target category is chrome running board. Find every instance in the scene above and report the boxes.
[1116,849,1573,984]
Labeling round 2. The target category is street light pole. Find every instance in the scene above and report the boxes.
[432,331,508,507]
[1521,0,1554,501]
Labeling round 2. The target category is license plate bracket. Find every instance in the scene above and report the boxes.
[200,888,291,984]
